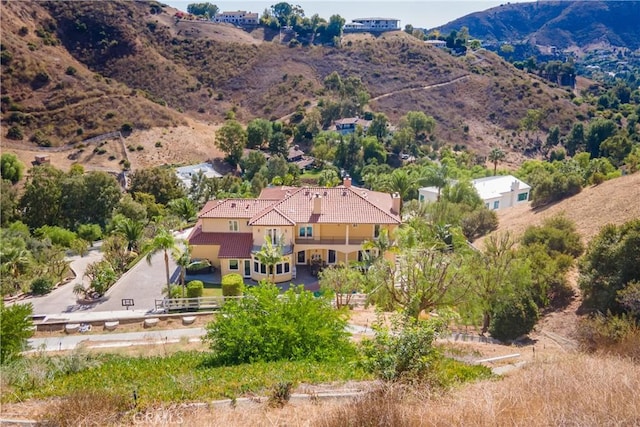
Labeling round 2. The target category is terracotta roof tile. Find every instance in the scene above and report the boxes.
[249,207,295,226]
[199,199,277,219]
[188,223,253,259]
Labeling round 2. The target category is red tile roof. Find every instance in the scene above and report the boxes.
[188,223,253,259]
[199,199,277,219]
[197,185,401,227]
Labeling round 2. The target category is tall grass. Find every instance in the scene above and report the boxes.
[316,353,640,427]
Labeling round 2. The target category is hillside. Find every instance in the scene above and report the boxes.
[490,172,640,244]
[436,1,640,51]
[0,0,589,165]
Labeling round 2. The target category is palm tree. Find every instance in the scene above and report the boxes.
[173,243,191,297]
[255,238,284,283]
[114,218,145,252]
[418,163,449,201]
[168,197,197,228]
[488,148,506,176]
[142,228,179,298]
[363,228,398,263]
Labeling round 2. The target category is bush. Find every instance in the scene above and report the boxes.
[30,277,54,295]
[461,207,498,241]
[35,225,77,248]
[359,314,445,382]
[186,280,204,298]
[204,284,352,365]
[221,273,244,296]
[6,125,23,140]
[522,215,584,258]
[0,302,34,364]
[489,294,539,341]
[576,314,640,360]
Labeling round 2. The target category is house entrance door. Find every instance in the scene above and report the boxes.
[243,260,251,278]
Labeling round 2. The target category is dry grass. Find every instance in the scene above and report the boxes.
[101,353,637,427]
[485,172,640,246]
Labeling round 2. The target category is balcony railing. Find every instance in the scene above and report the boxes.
[294,236,370,245]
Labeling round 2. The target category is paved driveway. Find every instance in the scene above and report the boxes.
[29,246,104,315]
[90,251,179,313]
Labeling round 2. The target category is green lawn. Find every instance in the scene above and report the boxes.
[201,287,222,297]
[3,353,370,405]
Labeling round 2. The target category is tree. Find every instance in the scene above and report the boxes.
[1,153,24,184]
[82,172,122,227]
[215,120,247,166]
[489,293,539,341]
[255,238,284,283]
[268,131,288,157]
[174,244,191,296]
[367,248,470,319]
[114,217,145,252]
[404,111,436,141]
[566,122,584,156]
[142,228,179,298]
[168,197,197,224]
[0,302,34,364]
[418,163,449,201]
[579,220,640,315]
[319,265,363,308]
[468,232,523,334]
[586,118,617,158]
[367,113,389,141]
[546,125,560,147]
[1,180,19,227]
[488,148,506,176]
[129,167,185,206]
[240,150,267,181]
[77,224,102,246]
[20,165,64,229]
[187,2,219,18]
[204,283,352,365]
[246,118,272,149]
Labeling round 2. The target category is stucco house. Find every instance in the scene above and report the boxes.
[419,175,531,211]
[188,177,402,283]
[213,10,259,26]
[175,163,222,189]
[344,18,400,33]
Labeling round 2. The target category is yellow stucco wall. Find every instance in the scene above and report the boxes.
[201,218,251,233]
[190,245,220,268]
[252,226,294,246]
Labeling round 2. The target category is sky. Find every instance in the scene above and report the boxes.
[164,0,533,29]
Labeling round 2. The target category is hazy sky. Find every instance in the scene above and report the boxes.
[165,0,533,29]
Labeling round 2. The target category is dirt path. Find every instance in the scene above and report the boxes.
[370,75,470,102]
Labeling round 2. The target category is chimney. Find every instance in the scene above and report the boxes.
[313,193,322,215]
[391,192,401,215]
[343,175,352,188]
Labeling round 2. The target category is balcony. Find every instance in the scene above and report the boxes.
[294,236,370,246]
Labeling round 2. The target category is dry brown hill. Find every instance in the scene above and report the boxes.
[1,1,588,164]
[490,172,640,244]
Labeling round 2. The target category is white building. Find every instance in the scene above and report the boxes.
[213,11,259,26]
[344,18,400,33]
[175,163,222,189]
[419,175,531,211]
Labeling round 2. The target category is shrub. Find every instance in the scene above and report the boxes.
[186,280,204,298]
[461,207,498,241]
[65,66,77,76]
[489,294,539,341]
[77,223,102,244]
[0,302,34,364]
[221,273,244,296]
[39,390,131,427]
[35,225,77,248]
[359,314,446,382]
[204,284,352,365]
[30,277,54,295]
[522,215,584,258]
[6,125,23,140]
[576,314,640,360]
[121,123,133,133]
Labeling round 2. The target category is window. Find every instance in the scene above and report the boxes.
[253,260,291,276]
[419,195,425,202]
[298,225,313,238]
[229,260,239,270]
[266,228,279,244]
[276,264,283,275]
[328,250,336,264]
[485,203,490,208]
[297,251,306,264]
[374,224,381,239]
[284,262,290,273]
[518,192,528,202]
[493,201,500,210]
[229,220,238,232]
[260,264,267,274]
[254,261,259,273]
